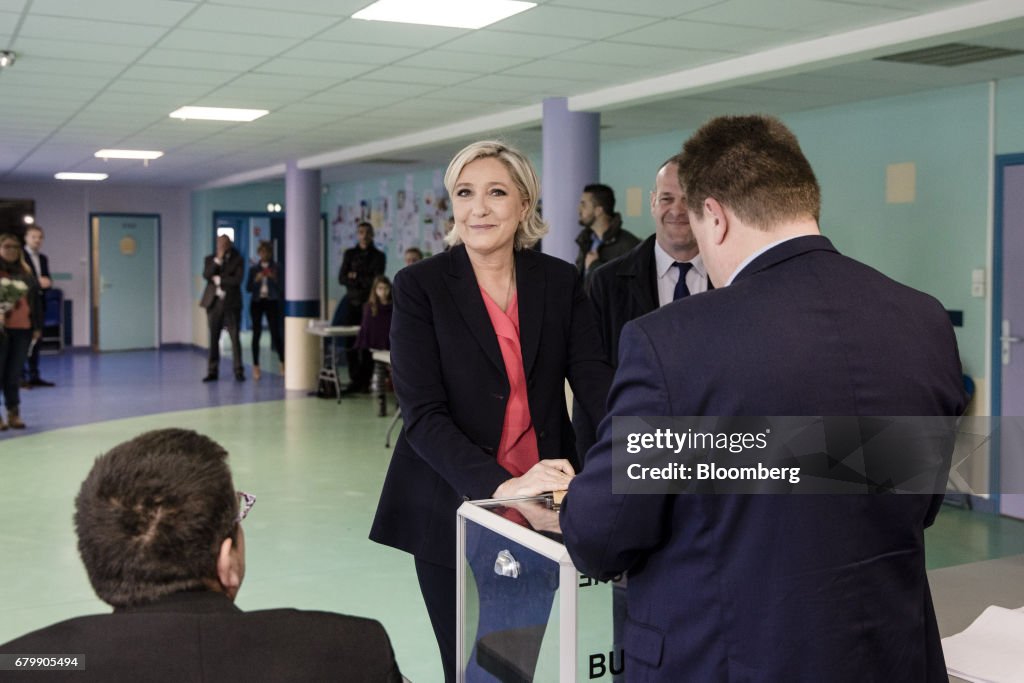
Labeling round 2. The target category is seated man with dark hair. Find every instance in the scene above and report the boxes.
[0,428,403,683]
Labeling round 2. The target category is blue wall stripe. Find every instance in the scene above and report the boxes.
[285,299,320,317]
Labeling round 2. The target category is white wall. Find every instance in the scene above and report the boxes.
[0,181,192,346]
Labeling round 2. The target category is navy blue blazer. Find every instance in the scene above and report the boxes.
[561,236,966,682]
[245,259,283,301]
[370,245,613,568]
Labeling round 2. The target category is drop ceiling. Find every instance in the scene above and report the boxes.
[1,0,1023,188]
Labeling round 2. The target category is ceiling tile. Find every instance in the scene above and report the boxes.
[504,59,649,83]
[139,48,269,72]
[12,36,147,63]
[282,39,419,65]
[548,0,720,18]
[555,42,729,70]
[155,28,301,55]
[227,71,338,91]
[1,10,19,33]
[121,64,236,86]
[396,50,533,74]
[18,15,170,45]
[106,79,213,97]
[317,19,468,49]
[30,0,194,26]
[254,58,376,80]
[207,0,364,15]
[180,5,333,38]
[682,0,910,32]
[193,86,316,108]
[16,56,126,78]
[486,6,658,39]
[362,65,479,86]
[442,30,588,58]
[611,19,806,51]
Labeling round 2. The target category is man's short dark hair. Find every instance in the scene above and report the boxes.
[74,429,238,608]
[357,221,375,237]
[583,184,615,216]
[404,247,423,259]
[679,115,821,228]
[24,224,43,236]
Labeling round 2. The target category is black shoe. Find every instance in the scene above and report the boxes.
[202,374,219,382]
[235,372,245,382]
[29,378,55,387]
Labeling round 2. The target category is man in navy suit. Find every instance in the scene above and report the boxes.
[561,115,966,682]
[22,224,54,387]
[0,428,402,682]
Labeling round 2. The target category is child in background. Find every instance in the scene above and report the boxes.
[353,276,393,415]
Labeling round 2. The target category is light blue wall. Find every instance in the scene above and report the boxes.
[191,78,1024,387]
[598,84,994,380]
[997,76,1024,155]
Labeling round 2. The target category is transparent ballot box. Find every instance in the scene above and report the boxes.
[457,495,623,682]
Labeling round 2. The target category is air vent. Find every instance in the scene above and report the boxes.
[358,157,420,165]
[876,43,1024,67]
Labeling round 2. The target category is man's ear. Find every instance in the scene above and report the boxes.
[216,536,243,600]
[704,197,729,246]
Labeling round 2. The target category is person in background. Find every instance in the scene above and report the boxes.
[0,428,403,681]
[354,275,394,417]
[0,233,41,430]
[403,247,423,267]
[370,140,612,682]
[200,235,245,383]
[336,222,385,394]
[21,224,54,387]
[246,240,284,381]
[574,183,640,278]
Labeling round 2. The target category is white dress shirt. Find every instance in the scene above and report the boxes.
[653,241,708,307]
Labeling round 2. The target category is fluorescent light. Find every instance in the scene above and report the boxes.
[353,0,535,29]
[169,106,269,122]
[95,149,164,160]
[55,172,108,181]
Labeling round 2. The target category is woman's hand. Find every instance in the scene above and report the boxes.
[493,459,575,499]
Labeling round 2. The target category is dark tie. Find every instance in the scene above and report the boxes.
[673,262,692,301]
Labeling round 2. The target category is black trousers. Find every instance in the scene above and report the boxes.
[415,557,456,683]
[206,298,242,375]
[250,298,283,366]
[1,328,31,410]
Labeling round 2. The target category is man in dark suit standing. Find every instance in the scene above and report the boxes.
[200,234,244,382]
[0,428,402,682]
[562,115,966,682]
[337,221,385,394]
[588,158,710,367]
[22,224,54,387]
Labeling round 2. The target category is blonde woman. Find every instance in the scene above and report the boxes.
[370,141,613,681]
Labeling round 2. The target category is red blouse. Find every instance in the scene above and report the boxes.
[479,286,539,477]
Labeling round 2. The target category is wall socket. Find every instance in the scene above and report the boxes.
[971,268,986,298]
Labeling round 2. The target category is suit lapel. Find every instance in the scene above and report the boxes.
[516,250,543,379]
[443,246,505,376]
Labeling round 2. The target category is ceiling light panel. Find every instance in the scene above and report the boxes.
[169,106,269,122]
[354,0,536,30]
[95,149,164,160]
[55,172,108,180]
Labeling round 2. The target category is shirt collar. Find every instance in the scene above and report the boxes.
[653,239,705,279]
[724,235,804,286]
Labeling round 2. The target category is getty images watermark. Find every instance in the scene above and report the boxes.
[610,416,999,495]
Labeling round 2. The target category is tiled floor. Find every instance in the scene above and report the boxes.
[1,348,1022,682]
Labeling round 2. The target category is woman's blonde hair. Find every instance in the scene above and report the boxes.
[443,140,547,250]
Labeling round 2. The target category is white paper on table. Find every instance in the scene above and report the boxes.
[941,605,1024,682]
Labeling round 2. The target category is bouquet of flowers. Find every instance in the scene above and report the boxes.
[0,276,29,335]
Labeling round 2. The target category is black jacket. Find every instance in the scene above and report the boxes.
[200,248,244,310]
[574,213,641,277]
[0,590,403,682]
[339,244,386,306]
[370,245,613,567]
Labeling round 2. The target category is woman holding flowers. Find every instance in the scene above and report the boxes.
[0,233,42,430]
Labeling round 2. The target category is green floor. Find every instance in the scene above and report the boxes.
[1,397,1022,682]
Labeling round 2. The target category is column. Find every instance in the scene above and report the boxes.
[284,161,321,391]
[541,97,600,264]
